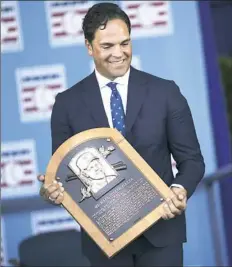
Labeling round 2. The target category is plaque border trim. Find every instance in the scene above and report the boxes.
[45,128,173,258]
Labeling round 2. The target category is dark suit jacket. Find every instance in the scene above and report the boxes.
[51,66,205,250]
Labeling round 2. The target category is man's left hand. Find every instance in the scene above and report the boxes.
[161,187,187,220]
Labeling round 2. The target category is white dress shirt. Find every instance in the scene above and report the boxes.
[94,68,184,191]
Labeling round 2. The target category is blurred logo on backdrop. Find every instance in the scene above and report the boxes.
[16,64,67,122]
[45,1,94,47]
[1,218,7,267]
[1,140,38,199]
[31,208,80,235]
[90,55,142,72]
[121,1,173,39]
[1,1,23,53]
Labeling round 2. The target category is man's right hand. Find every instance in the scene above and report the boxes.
[38,175,64,205]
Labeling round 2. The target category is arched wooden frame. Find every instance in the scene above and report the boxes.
[45,128,172,258]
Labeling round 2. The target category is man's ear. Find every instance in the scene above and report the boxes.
[85,39,93,56]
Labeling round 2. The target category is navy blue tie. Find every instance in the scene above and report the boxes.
[107,82,126,136]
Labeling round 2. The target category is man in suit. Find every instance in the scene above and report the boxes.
[39,3,205,266]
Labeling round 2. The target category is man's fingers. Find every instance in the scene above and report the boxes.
[161,197,186,220]
[176,191,186,201]
[49,183,64,199]
[37,174,45,182]
[50,190,60,200]
[171,187,187,201]
[166,198,182,215]
[170,187,187,211]
[44,181,62,198]
[161,213,169,220]
[170,196,186,213]
[54,192,64,205]
[45,184,58,196]
[39,178,65,206]
[40,180,56,196]
[161,187,188,220]
[162,202,175,220]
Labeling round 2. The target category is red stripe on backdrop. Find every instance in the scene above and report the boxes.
[1,17,15,22]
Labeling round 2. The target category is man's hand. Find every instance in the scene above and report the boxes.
[161,187,187,220]
[38,175,64,205]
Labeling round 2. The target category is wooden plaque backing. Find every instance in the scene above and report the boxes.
[45,128,172,258]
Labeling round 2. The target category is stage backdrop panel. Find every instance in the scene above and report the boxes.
[31,208,80,235]
[1,1,223,266]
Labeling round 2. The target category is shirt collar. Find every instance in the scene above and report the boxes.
[95,67,130,89]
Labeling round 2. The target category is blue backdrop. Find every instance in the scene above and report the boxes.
[1,1,229,266]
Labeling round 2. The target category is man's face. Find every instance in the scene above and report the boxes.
[86,19,132,80]
[86,159,105,180]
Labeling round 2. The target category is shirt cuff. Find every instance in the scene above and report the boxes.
[170,184,184,189]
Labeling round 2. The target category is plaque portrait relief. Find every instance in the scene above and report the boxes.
[45,128,172,258]
[67,146,127,201]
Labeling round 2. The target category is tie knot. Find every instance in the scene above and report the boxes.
[107,82,118,92]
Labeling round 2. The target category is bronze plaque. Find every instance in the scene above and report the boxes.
[45,128,172,258]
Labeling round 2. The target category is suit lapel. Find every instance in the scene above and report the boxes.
[80,67,148,131]
[81,72,109,127]
[125,67,148,132]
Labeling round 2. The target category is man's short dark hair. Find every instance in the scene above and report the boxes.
[82,2,131,43]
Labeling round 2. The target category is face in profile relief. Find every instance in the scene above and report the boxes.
[68,147,118,195]
[83,158,105,180]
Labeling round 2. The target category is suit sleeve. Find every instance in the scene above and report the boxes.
[167,81,205,198]
[51,93,73,154]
